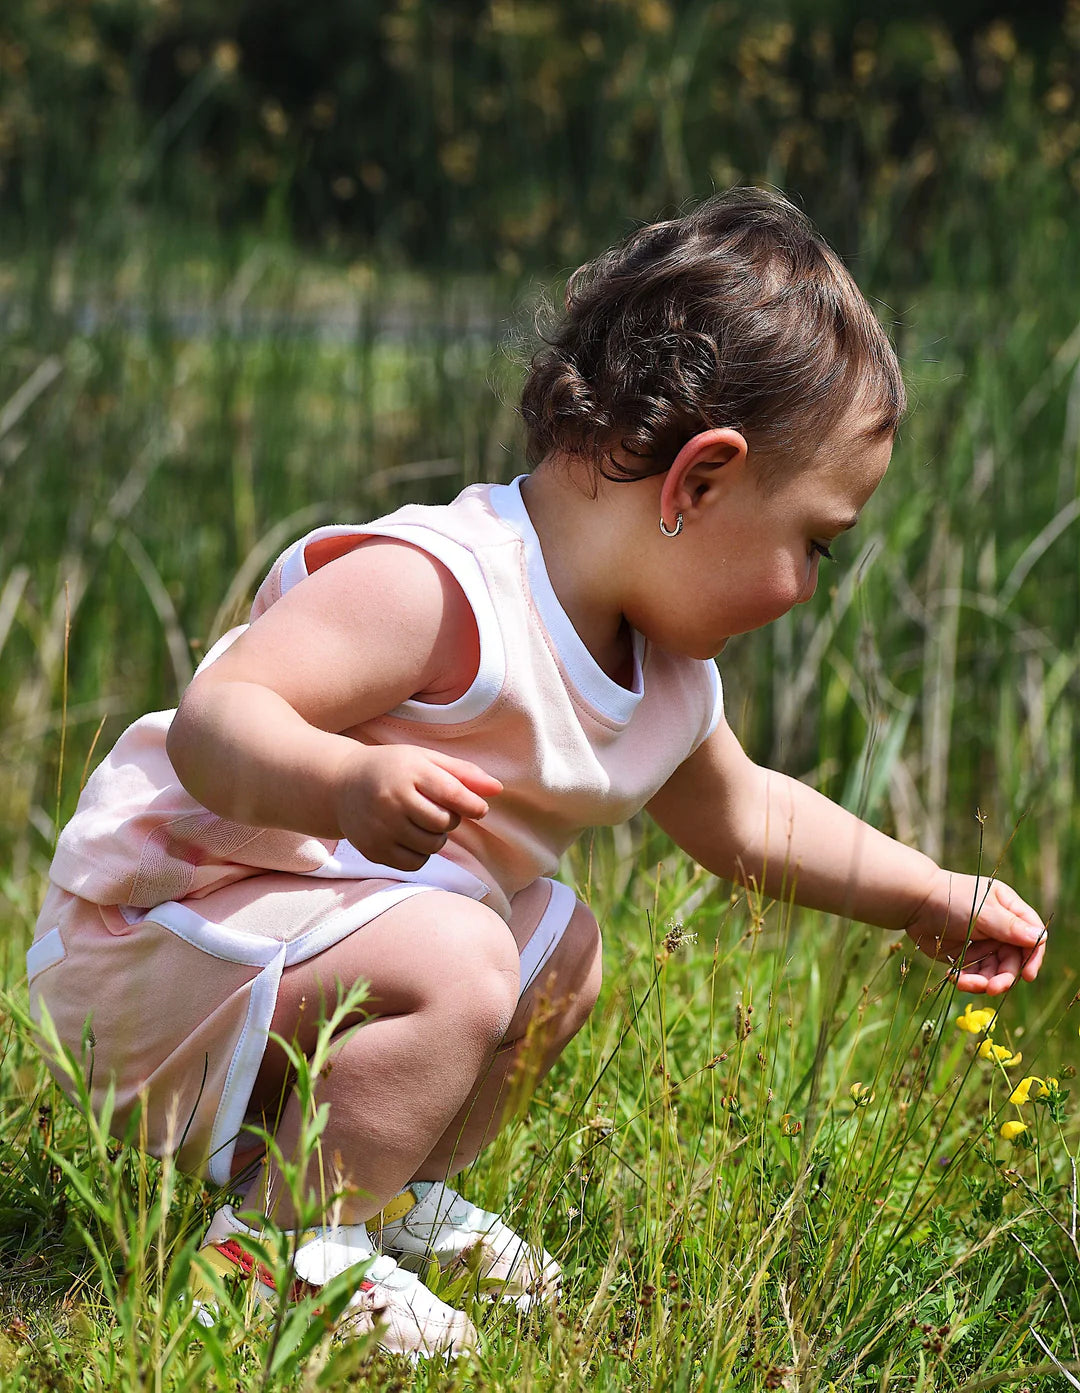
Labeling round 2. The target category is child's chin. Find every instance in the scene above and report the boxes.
[691,640,728,661]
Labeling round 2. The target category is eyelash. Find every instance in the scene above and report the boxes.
[810,541,836,562]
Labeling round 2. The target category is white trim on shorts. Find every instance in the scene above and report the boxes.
[26,926,67,982]
[131,873,576,1186]
[518,879,576,995]
[143,880,444,1184]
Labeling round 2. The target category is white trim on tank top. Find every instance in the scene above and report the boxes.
[488,476,645,725]
[276,522,508,725]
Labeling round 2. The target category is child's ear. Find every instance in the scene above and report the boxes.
[660,428,748,522]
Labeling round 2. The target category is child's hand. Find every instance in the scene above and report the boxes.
[904,870,1047,995]
[334,744,502,872]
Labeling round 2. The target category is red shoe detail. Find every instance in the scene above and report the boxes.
[215,1237,320,1304]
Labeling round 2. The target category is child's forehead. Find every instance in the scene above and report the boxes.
[827,399,894,450]
[812,402,895,471]
[760,409,891,518]
[809,418,893,501]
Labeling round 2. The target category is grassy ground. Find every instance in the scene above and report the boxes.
[2,207,1080,1389]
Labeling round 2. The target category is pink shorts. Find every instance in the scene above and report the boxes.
[27,871,577,1184]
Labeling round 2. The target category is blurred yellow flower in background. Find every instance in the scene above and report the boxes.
[212,41,240,75]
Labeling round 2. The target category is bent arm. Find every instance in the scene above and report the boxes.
[647,716,940,931]
[167,539,490,839]
[169,679,362,838]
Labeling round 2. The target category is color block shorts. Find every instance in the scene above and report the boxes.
[27,868,578,1185]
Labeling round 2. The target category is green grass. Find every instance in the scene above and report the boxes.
[3,192,1080,1387]
[4,851,1080,1389]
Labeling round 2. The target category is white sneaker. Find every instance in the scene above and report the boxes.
[190,1204,476,1359]
[371,1182,561,1309]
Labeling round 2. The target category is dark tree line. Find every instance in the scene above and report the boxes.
[1,0,1076,267]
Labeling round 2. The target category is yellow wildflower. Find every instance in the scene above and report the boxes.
[956,1004,997,1034]
[849,1082,874,1107]
[977,1039,1022,1066]
[999,1120,1028,1141]
[1009,1075,1056,1104]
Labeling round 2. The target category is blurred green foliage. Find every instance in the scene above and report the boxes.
[1,0,1078,270]
[2,1,1079,903]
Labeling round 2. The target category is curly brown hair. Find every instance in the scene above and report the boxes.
[520,187,905,487]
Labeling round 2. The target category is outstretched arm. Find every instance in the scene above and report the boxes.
[646,717,1046,995]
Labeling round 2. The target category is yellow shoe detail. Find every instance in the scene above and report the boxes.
[367,1189,418,1233]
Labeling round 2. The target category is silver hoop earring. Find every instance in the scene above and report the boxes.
[659,512,683,538]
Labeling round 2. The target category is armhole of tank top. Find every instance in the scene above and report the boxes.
[278,521,506,724]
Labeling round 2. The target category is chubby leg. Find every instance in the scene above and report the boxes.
[411,894,603,1182]
[244,891,521,1229]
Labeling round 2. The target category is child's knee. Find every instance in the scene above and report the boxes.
[465,927,522,1048]
[416,901,521,1048]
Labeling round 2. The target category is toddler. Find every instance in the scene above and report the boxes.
[27,188,1047,1357]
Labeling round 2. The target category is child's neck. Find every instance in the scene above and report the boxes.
[519,464,636,688]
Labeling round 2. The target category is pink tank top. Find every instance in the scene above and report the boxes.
[49,479,723,921]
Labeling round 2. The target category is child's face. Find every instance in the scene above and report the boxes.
[635,407,893,659]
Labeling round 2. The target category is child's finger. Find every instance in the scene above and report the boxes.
[407,793,462,835]
[976,907,1046,951]
[1021,936,1047,982]
[956,941,1021,996]
[982,964,1020,996]
[955,956,1013,995]
[984,916,1045,948]
[987,942,1021,982]
[418,763,496,821]
[386,842,431,872]
[426,750,504,799]
[399,820,452,856]
[954,964,991,993]
[988,880,1046,935]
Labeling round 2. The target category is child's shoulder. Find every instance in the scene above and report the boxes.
[276,481,519,588]
[256,535,478,651]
